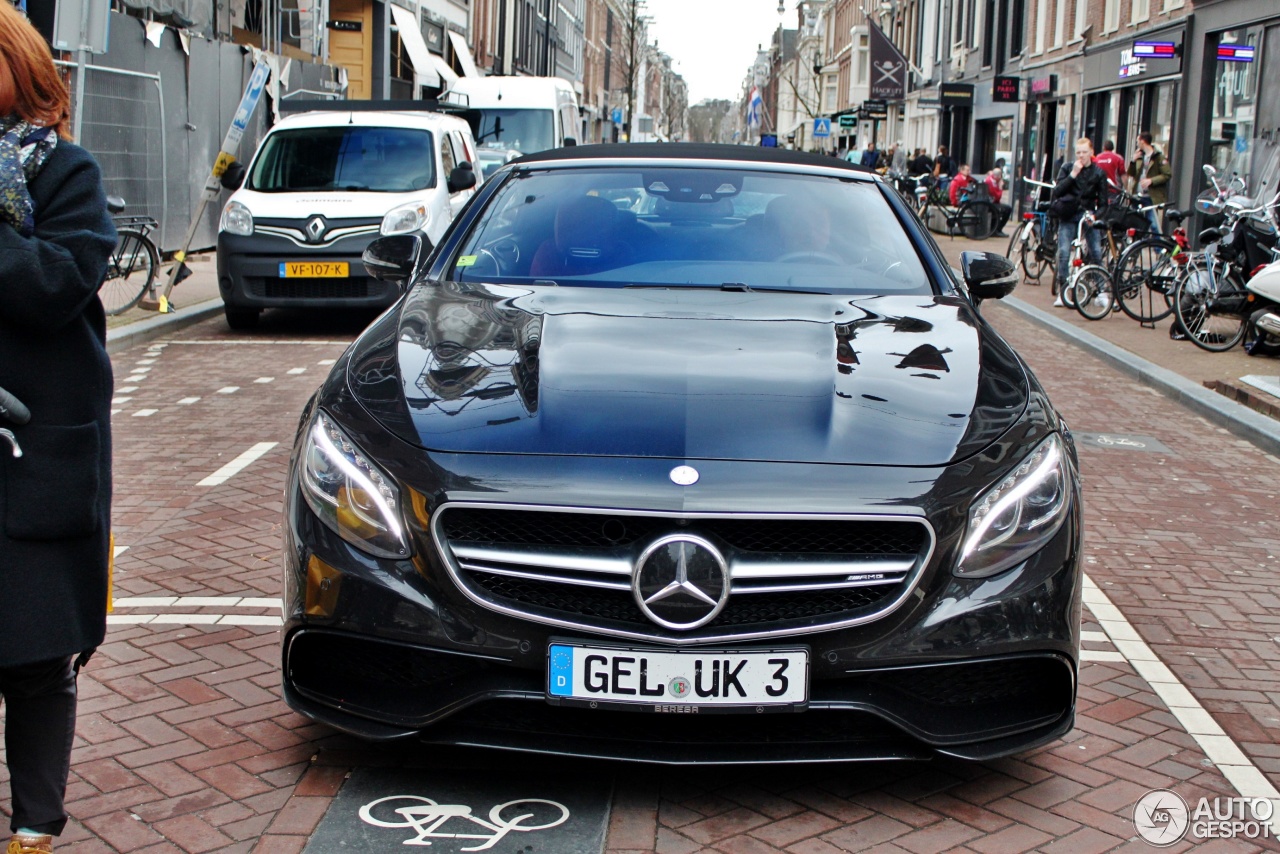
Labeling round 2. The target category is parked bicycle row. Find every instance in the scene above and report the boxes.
[1002,139,1280,358]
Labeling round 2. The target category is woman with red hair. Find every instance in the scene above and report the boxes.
[0,3,117,852]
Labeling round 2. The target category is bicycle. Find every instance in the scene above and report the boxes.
[1005,177,1058,284]
[916,176,999,240]
[99,195,160,316]
[1071,196,1172,321]
[1110,209,1189,324]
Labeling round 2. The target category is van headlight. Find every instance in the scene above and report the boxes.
[957,434,1071,578]
[381,202,430,236]
[219,200,254,236]
[299,411,409,559]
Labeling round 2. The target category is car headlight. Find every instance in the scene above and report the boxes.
[381,202,430,236]
[957,434,1071,578]
[299,411,409,559]
[219,200,253,236]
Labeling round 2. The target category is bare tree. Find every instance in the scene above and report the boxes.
[608,0,647,136]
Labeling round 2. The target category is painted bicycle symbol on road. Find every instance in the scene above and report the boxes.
[358,794,570,850]
[1094,435,1147,448]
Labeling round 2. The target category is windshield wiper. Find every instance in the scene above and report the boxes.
[623,283,830,295]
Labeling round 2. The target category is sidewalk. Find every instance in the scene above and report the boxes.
[106,252,224,353]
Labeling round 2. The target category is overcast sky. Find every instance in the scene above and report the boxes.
[644,0,799,104]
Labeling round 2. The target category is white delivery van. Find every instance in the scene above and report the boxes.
[215,108,481,329]
[443,76,579,154]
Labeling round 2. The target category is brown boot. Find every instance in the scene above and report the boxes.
[7,834,54,854]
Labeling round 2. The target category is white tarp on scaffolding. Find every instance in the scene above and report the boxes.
[389,3,440,89]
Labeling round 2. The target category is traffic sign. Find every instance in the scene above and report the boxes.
[813,117,831,138]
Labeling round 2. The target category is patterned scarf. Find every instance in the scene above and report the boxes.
[1,116,59,237]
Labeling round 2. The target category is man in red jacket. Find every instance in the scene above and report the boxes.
[1094,139,1125,197]
[948,164,973,206]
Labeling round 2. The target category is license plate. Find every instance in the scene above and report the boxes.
[547,643,807,712]
[279,261,348,277]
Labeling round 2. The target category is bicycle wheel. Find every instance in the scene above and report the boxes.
[1172,258,1248,352]
[1022,226,1052,282]
[1114,238,1176,323]
[1073,265,1114,320]
[957,201,997,240]
[99,229,157,316]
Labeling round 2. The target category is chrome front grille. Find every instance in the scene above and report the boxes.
[432,504,934,644]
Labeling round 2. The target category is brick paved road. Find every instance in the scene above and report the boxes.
[2,299,1279,853]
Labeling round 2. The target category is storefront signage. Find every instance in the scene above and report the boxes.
[1029,74,1057,96]
[868,22,908,101]
[1217,44,1256,62]
[838,113,857,128]
[1133,41,1177,58]
[327,19,361,31]
[1119,49,1147,79]
[993,76,1020,102]
[940,83,974,106]
[861,98,889,119]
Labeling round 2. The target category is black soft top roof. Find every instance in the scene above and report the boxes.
[509,143,876,176]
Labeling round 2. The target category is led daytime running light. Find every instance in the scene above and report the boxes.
[311,415,403,544]
[960,439,1062,562]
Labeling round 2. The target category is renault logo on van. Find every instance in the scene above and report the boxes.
[305,216,327,243]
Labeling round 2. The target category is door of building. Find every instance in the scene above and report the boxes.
[328,0,373,100]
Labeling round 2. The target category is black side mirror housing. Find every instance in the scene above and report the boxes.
[447,162,477,193]
[363,234,428,290]
[961,251,1018,302]
[220,161,247,191]
[563,136,578,147]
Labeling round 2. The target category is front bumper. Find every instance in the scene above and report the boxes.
[280,434,1083,763]
[217,231,402,310]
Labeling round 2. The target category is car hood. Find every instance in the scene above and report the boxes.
[230,188,431,219]
[352,282,1028,466]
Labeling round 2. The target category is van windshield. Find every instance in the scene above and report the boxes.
[247,127,436,193]
[461,109,554,154]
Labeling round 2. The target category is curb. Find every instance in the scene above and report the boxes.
[106,297,224,356]
[1001,296,1280,460]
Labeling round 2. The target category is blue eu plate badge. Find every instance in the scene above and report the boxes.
[548,645,573,696]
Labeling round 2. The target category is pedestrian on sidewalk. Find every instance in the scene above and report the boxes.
[1127,132,1171,234]
[985,160,1012,237]
[0,3,118,852]
[1050,137,1106,306]
[1094,139,1126,197]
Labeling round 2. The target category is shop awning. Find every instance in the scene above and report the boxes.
[448,30,480,78]
[390,3,440,89]
[431,53,459,87]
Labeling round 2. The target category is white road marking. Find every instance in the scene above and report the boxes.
[132,409,158,417]
[216,386,239,394]
[131,367,152,373]
[110,409,121,415]
[118,386,139,393]
[1084,574,1280,831]
[318,359,335,365]
[113,545,128,558]
[196,442,278,486]
[112,397,132,404]
[177,397,200,405]
[148,614,222,625]
[254,377,274,384]
[125,374,147,382]
[106,613,283,627]
[166,340,351,346]
[136,359,156,365]
[1079,650,1125,662]
[112,596,283,608]
[288,368,307,375]
[1080,630,1109,643]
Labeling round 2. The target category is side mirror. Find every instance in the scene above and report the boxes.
[220,161,247,191]
[1203,164,1218,179]
[447,162,477,193]
[363,234,428,290]
[961,251,1018,302]
[563,136,578,147]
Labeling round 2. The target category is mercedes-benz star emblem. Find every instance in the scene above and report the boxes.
[669,465,699,485]
[305,216,326,243]
[633,534,729,630]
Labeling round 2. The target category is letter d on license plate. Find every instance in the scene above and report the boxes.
[547,643,807,712]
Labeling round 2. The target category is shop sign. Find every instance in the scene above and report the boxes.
[838,113,857,128]
[862,98,889,119]
[327,19,361,30]
[940,83,974,106]
[1030,74,1057,96]
[993,76,1020,102]
[1119,49,1147,79]
[1133,41,1177,58]
[868,22,908,100]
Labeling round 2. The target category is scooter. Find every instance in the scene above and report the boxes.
[1244,257,1280,356]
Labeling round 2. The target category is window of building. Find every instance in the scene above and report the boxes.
[1163,0,1184,10]
[1034,0,1047,53]
[856,32,869,86]
[824,75,838,112]
[1103,0,1120,33]
[1130,0,1149,25]
[1207,28,1261,180]
[1009,0,1025,55]
[1074,0,1087,41]
[1053,0,1066,47]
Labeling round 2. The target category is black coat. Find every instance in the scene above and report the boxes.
[1051,161,1107,219]
[0,141,116,667]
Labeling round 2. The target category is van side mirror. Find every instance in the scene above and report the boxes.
[363,234,428,290]
[448,162,477,193]
[220,161,247,191]
[961,251,1018,302]
[563,136,578,147]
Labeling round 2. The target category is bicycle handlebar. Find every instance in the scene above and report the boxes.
[0,386,31,426]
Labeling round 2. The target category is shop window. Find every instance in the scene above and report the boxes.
[1207,28,1261,180]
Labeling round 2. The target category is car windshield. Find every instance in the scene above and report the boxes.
[460,108,554,154]
[247,127,435,193]
[448,166,932,295]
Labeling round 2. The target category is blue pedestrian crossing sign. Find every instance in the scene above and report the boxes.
[813,117,832,138]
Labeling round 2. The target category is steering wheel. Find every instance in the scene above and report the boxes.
[776,250,843,265]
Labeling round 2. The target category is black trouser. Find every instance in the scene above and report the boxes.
[994,202,1012,232]
[0,656,77,835]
